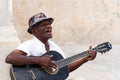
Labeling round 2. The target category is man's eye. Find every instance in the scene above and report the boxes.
[38,22,51,26]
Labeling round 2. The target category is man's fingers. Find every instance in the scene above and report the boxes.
[44,55,53,58]
[48,61,57,68]
[50,55,53,58]
[89,45,92,50]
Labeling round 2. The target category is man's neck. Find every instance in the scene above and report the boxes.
[35,36,48,44]
[41,40,50,52]
[35,37,50,51]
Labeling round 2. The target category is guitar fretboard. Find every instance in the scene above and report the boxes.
[55,51,89,68]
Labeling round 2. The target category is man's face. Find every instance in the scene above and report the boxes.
[33,20,53,40]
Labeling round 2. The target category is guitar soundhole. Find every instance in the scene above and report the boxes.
[44,66,59,75]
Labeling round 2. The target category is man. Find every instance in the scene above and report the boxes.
[5,12,97,80]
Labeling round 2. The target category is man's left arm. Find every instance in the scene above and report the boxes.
[68,46,97,72]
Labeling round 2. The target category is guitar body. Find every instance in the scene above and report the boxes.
[10,51,69,80]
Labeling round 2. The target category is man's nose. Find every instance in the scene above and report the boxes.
[46,24,52,28]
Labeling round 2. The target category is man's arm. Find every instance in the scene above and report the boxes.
[5,49,56,68]
[68,46,97,72]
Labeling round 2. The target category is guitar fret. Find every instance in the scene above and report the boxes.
[56,51,89,68]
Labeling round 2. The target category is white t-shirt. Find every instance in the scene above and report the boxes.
[17,37,65,57]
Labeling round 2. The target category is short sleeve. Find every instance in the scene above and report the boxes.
[16,41,32,56]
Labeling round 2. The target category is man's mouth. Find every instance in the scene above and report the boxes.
[45,29,52,34]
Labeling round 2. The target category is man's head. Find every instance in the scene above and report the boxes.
[28,13,54,34]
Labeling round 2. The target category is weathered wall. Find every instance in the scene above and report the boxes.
[13,0,120,45]
[0,0,20,80]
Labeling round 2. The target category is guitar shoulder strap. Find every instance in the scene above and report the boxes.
[10,66,16,80]
[26,65,36,80]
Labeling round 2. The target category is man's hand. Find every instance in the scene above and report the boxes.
[35,55,57,69]
[85,46,97,61]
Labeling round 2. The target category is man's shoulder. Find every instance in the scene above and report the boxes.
[21,39,34,45]
[49,40,57,45]
[48,40,61,48]
[17,38,34,50]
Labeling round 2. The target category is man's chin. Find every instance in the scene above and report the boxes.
[47,36,52,39]
[49,36,52,39]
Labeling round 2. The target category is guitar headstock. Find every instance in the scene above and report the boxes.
[93,42,112,54]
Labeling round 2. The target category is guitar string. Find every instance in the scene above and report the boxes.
[55,51,89,68]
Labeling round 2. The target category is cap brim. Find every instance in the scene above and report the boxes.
[28,18,54,34]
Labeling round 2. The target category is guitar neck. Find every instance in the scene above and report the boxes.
[55,50,89,68]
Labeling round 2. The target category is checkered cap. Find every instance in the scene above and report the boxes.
[28,13,54,34]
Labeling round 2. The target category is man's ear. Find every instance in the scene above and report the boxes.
[31,28,36,35]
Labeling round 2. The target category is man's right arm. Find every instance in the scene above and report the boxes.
[5,49,56,68]
[5,49,39,66]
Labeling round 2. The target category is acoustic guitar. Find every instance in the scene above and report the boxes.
[10,42,112,80]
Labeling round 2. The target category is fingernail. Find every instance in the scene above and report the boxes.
[50,55,53,57]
